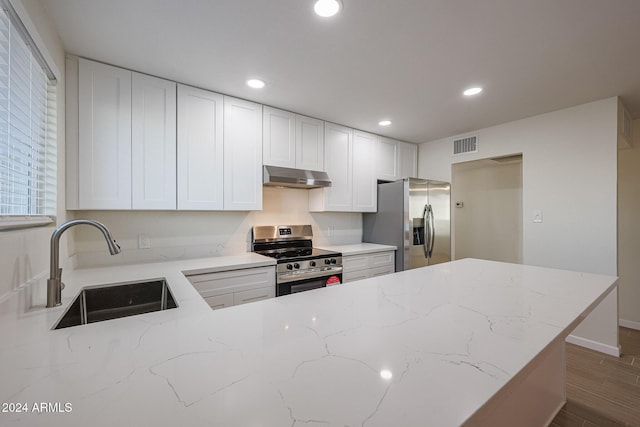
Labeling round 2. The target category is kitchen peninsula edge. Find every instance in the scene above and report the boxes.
[0,258,617,426]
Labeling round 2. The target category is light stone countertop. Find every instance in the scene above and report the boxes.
[316,242,397,256]
[0,257,617,426]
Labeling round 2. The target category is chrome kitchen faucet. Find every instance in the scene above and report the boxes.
[47,219,121,307]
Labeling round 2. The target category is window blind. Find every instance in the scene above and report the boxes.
[0,1,57,229]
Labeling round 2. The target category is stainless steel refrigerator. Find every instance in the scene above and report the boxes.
[363,178,451,271]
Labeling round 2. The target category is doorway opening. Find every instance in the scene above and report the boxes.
[451,154,523,263]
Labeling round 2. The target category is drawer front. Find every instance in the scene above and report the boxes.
[343,269,370,283]
[369,251,395,268]
[369,264,395,278]
[203,293,234,310]
[188,266,275,297]
[343,255,369,271]
[233,286,276,306]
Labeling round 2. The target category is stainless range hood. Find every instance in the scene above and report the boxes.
[263,165,331,189]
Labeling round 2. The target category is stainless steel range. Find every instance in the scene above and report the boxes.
[251,225,343,296]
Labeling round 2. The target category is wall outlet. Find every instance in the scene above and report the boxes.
[327,226,334,237]
[138,234,151,249]
[533,210,543,223]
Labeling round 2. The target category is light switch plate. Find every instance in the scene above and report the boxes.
[533,210,543,223]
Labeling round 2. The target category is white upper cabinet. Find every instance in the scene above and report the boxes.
[263,107,296,168]
[177,84,224,210]
[263,107,324,172]
[376,137,398,182]
[295,115,324,171]
[398,141,418,179]
[352,130,377,212]
[132,73,177,209]
[223,96,263,211]
[309,123,355,212]
[77,58,132,209]
[310,125,377,213]
[375,137,418,181]
[70,58,178,211]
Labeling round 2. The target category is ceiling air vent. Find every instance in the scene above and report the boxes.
[453,135,478,155]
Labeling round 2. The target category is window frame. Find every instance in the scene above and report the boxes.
[0,0,59,231]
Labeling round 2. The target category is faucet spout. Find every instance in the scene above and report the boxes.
[47,219,121,308]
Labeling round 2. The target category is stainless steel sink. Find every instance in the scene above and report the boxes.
[54,278,177,329]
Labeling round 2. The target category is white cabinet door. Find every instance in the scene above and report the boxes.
[132,73,177,209]
[342,250,395,283]
[296,115,324,171]
[233,287,276,306]
[263,109,324,172]
[263,106,296,168]
[203,293,234,310]
[78,58,132,209]
[177,84,224,210]
[376,137,398,182]
[223,96,263,211]
[311,123,353,211]
[398,141,417,179]
[353,130,377,212]
[187,266,276,309]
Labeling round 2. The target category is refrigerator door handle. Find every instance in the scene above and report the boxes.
[422,204,430,258]
[428,204,435,257]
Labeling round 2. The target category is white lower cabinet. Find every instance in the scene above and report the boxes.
[202,293,234,311]
[233,287,275,306]
[343,251,395,283]
[187,266,275,310]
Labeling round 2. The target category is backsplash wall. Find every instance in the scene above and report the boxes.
[71,187,362,266]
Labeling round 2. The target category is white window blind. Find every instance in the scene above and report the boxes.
[0,1,57,229]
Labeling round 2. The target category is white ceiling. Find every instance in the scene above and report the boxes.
[43,0,640,143]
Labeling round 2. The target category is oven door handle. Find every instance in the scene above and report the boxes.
[277,266,343,284]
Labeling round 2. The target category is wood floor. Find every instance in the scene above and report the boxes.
[551,327,640,427]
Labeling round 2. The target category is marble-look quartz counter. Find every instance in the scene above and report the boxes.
[0,258,617,426]
[316,242,397,256]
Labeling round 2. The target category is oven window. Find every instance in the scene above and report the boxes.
[277,274,342,296]
[291,279,326,294]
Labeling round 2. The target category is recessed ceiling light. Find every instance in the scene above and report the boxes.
[247,79,265,89]
[378,120,392,126]
[463,87,483,96]
[314,0,342,17]
[380,369,393,380]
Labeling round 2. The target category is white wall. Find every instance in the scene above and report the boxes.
[71,187,362,266]
[452,159,522,263]
[0,0,67,300]
[618,118,640,329]
[418,97,619,355]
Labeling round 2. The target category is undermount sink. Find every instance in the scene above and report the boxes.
[54,278,177,329]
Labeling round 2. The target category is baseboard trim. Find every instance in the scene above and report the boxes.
[566,334,621,357]
[619,319,640,331]
[544,399,567,427]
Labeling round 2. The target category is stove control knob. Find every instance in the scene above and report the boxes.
[294,263,300,269]
[286,264,293,270]
[324,259,331,265]
[330,258,337,264]
[310,261,316,267]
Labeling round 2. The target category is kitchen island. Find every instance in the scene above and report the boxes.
[0,257,617,426]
